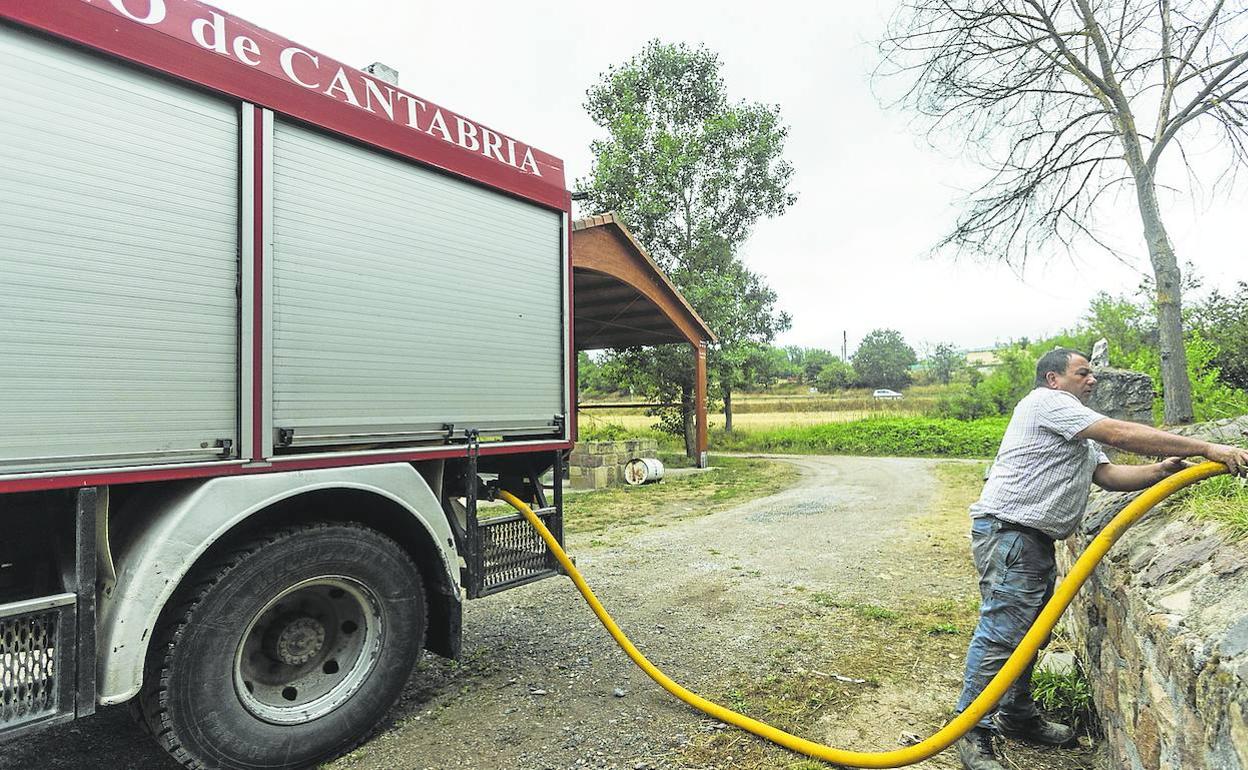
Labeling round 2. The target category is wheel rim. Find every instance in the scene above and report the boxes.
[233,575,383,725]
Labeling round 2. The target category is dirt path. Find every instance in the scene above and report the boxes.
[2,456,1103,770]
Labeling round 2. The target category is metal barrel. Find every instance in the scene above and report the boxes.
[623,457,665,485]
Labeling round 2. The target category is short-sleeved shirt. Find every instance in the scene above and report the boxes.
[971,387,1110,540]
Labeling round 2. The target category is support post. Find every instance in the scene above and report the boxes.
[694,340,708,468]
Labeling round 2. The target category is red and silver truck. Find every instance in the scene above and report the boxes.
[0,2,573,767]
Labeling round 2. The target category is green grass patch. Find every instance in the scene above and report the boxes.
[709,416,1007,458]
[561,455,799,536]
[1174,474,1248,538]
[810,593,977,634]
[1033,667,1095,732]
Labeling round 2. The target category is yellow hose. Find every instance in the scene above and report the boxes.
[498,460,1228,767]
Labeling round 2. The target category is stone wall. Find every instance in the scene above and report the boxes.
[567,439,659,490]
[1088,367,1155,425]
[1058,417,1248,770]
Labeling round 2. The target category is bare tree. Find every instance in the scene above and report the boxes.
[879,0,1248,424]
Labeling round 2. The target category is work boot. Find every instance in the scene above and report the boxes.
[994,713,1076,747]
[956,727,1005,770]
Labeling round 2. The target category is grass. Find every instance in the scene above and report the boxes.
[1173,473,1248,537]
[577,384,1007,459]
[579,415,1007,458]
[579,409,924,432]
[1032,667,1095,733]
[561,455,799,536]
[710,416,1008,458]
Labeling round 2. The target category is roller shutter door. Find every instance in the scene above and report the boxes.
[270,119,564,443]
[0,27,240,473]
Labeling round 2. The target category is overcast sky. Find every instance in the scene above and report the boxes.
[214,0,1248,357]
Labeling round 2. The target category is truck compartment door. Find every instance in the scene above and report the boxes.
[0,27,241,473]
[269,119,565,448]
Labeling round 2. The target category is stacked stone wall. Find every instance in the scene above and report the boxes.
[567,439,659,490]
[1059,417,1248,770]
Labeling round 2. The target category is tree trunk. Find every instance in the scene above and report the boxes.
[723,388,733,433]
[681,384,696,459]
[1130,161,1194,424]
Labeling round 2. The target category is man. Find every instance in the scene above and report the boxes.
[955,348,1248,770]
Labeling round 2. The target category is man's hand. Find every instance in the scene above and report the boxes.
[1158,457,1188,475]
[1205,443,1248,477]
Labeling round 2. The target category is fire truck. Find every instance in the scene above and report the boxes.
[0,2,572,767]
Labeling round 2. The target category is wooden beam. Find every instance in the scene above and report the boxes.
[695,340,708,468]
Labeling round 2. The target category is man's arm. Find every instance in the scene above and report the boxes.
[1078,418,1248,476]
[1092,457,1188,491]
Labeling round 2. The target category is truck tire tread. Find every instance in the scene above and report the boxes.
[135,522,424,770]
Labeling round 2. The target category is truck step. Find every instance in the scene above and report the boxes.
[0,594,76,740]
[472,506,563,597]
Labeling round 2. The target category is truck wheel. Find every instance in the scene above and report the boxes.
[138,522,425,770]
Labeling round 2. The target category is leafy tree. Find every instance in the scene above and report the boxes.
[800,348,838,385]
[741,345,797,391]
[880,1,1248,424]
[852,329,917,390]
[815,359,856,392]
[1082,292,1156,369]
[925,343,965,385]
[577,351,631,397]
[676,239,791,432]
[785,346,808,378]
[581,41,795,268]
[579,41,796,454]
[1191,282,1248,391]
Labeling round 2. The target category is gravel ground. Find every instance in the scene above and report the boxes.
[1,456,1104,770]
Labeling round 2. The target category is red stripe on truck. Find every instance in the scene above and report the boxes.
[0,0,569,210]
[0,441,575,494]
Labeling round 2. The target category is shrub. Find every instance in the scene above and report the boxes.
[709,416,1007,457]
[935,386,998,421]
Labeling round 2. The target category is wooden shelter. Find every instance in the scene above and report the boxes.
[571,213,716,467]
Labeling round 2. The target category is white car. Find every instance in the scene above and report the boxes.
[872,388,903,400]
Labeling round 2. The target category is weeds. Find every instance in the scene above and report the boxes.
[1032,667,1096,732]
[1174,474,1248,538]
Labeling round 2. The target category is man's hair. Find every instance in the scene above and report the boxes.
[1035,348,1088,388]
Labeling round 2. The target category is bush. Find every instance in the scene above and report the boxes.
[935,386,998,420]
[710,416,1007,457]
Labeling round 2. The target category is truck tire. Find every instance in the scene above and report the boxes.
[137,522,426,770]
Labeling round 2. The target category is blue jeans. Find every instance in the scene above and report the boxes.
[955,516,1056,729]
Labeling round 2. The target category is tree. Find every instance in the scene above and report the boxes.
[852,329,917,389]
[1190,281,1248,390]
[880,1,1248,424]
[579,41,796,455]
[674,238,791,434]
[800,348,838,385]
[925,342,965,385]
[744,345,798,390]
[815,359,856,391]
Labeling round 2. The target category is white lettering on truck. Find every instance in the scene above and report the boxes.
[280,46,321,89]
[106,0,166,25]
[86,0,543,177]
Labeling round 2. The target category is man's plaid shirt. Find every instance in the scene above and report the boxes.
[971,387,1110,540]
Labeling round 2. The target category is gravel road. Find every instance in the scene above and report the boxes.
[2,456,1101,770]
